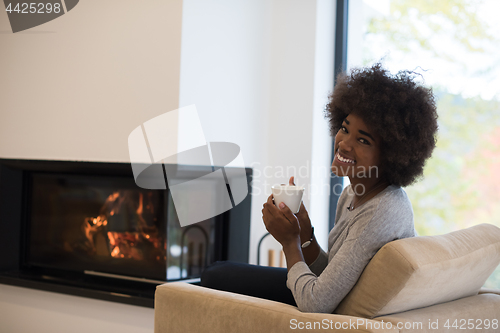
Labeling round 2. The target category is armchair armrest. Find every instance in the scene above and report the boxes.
[154,282,397,333]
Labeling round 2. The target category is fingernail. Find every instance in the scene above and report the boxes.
[279,202,285,209]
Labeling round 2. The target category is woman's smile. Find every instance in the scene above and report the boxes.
[334,149,356,165]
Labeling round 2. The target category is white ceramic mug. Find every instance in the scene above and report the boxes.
[271,184,305,214]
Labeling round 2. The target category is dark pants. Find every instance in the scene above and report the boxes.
[200,261,297,307]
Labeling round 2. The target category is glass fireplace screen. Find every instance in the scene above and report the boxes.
[27,172,214,281]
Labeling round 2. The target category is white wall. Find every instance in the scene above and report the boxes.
[0,0,183,161]
[310,0,336,250]
[178,0,334,262]
[0,0,335,332]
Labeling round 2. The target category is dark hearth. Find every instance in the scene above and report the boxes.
[0,159,252,307]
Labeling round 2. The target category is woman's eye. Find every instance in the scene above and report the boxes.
[341,126,347,133]
[359,138,370,145]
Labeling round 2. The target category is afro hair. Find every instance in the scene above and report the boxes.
[325,63,438,187]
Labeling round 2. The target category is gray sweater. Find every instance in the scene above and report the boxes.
[286,184,417,313]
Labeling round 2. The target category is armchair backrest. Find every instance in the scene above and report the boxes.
[335,223,500,318]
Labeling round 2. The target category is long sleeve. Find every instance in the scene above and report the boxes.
[307,247,328,276]
[286,185,415,313]
[287,237,372,313]
[303,184,350,277]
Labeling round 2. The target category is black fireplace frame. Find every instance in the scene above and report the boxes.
[0,159,252,307]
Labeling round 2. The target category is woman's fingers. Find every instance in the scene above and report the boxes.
[289,176,295,186]
[262,208,271,227]
[262,196,301,246]
[263,194,278,220]
[297,201,306,214]
[263,193,299,228]
[278,202,299,226]
[267,194,274,205]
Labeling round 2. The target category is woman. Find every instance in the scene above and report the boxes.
[202,63,438,313]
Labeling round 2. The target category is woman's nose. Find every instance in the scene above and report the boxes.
[339,138,353,151]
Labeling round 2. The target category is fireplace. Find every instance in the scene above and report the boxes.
[0,159,252,307]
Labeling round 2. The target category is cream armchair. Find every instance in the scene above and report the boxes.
[154,224,500,333]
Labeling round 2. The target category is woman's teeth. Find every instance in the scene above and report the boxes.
[336,152,355,164]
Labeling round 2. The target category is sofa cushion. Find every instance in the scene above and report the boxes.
[376,293,500,333]
[155,282,400,333]
[334,223,500,318]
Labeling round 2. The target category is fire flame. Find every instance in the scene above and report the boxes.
[82,190,165,261]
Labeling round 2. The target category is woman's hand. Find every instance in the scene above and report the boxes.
[262,194,301,248]
[288,176,313,244]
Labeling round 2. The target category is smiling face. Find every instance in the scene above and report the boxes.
[331,114,383,182]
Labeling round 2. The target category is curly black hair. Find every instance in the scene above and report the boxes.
[325,63,438,187]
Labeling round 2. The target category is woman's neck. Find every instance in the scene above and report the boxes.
[348,177,389,209]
